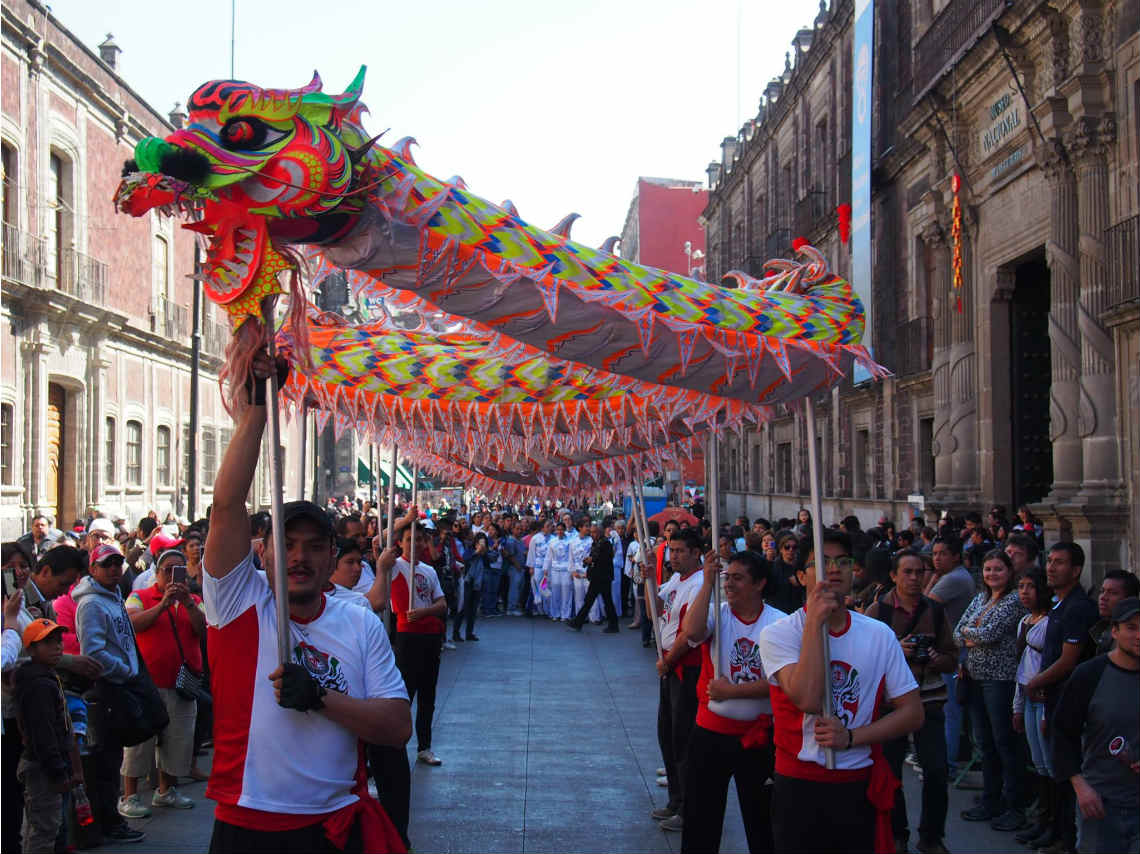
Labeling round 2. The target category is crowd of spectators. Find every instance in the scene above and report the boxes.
[0,496,1135,853]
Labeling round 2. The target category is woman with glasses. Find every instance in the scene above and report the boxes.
[954,549,1027,831]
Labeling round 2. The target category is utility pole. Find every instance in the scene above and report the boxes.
[188,241,201,519]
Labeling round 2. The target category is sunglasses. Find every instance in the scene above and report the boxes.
[804,556,857,572]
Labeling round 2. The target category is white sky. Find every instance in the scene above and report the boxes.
[49,0,822,248]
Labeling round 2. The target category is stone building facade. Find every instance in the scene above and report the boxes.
[704,0,1138,583]
[0,0,306,538]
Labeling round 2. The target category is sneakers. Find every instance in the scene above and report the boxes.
[105,824,146,844]
[650,806,676,820]
[656,767,666,777]
[509,609,524,617]
[465,634,479,641]
[960,804,997,822]
[117,794,152,819]
[417,749,443,766]
[452,633,465,643]
[603,625,620,633]
[443,640,457,650]
[990,809,1025,831]
[152,787,194,809]
[659,814,683,832]
[656,775,668,787]
[1036,840,1075,854]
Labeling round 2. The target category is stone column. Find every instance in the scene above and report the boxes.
[924,223,954,497]
[949,231,978,499]
[1067,115,1123,499]
[21,336,48,518]
[1040,145,1083,499]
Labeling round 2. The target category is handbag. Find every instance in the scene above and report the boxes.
[85,654,169,748]
[167,609,212,706]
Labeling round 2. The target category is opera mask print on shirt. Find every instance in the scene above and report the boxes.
[662,590,678,622]
[830,661,861,726]
[729,636,763,683]
[294,641,349,694]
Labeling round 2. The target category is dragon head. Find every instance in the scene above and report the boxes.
[114,68,371,314]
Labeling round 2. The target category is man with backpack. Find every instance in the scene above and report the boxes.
[865,548,957,854]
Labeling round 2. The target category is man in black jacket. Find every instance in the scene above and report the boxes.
[568,523,619,633]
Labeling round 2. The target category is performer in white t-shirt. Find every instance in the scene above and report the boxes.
[570,518,593,616]
[650,529,709,833]
[678,549,786,854]
[203,354,411,854]
[758,529,922,854]
[525,520,553,616]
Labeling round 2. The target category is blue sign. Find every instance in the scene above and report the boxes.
[851,0,874,382]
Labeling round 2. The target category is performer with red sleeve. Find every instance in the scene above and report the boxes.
[680,549,786,854]
[758,529,924,854]
[202,353,411,854]
[650,529,708,833]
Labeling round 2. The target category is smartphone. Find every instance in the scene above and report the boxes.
[173,565,188,585]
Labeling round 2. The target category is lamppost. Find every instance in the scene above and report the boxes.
[683,241,705,280]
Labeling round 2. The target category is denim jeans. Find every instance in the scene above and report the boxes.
[1078,801,1140,854]
[481,568,502,613]
[885,703,948,845]
[1024,698,1050,776]
[942,671,964,768]
[969,678,1020,813]
[507,566,525,611]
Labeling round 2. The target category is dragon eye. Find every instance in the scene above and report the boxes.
[220,117,269,150]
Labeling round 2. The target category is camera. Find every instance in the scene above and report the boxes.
[905,633,935,663]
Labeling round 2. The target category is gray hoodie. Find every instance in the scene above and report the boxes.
[72,575,138,684]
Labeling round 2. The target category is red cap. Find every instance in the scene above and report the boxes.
[89,543,124,565]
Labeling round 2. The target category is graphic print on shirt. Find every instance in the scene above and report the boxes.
[662,589,678,623]
[414,572,432,602]
[729,636,764,683]
[294,640,349,694]
[831,660,861,725]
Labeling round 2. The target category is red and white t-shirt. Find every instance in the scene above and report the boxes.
[657,569,705,668]
[759,608,916,778]
[203,553,407,827]
[389,558,445,635]
[696,601,787,735]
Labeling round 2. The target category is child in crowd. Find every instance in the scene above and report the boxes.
[14,618,83,854]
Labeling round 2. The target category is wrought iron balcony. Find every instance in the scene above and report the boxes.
[58,247,108,304]
[153,296,189,341]
[913,0,1009,101]
[202,317,231,356]
[1106,215,1139,312]
[895,316,933,377]
[1,223,47,287]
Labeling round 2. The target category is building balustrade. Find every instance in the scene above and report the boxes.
[1106,215,1139,311]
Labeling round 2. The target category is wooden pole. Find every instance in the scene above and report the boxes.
[262,297,290,667]
[708,431,721,678]
[385,446,398,549]
[634,480,664,660]
[805,396,835,769]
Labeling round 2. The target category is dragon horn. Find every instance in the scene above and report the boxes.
[331,65,367,110]
[550,213,580,238]
[300,70,323,94]
[599,236,621,254]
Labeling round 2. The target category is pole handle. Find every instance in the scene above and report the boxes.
[262,297,291,668]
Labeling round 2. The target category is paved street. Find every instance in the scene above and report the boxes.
[106,616,1016,853]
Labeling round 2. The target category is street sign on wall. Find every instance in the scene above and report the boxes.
[851,0,874,383]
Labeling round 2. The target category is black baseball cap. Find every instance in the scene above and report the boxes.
[281,501,335,540]
[1111,597,1140,624]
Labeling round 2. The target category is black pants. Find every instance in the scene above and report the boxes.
[681,726,774,854]
[657,665,699,812]
[771,774,876,854]
[90,741,125,836]
[2,723,24,854]
[884,702,947,845]
[392,632,443,752]
[367,744,410,850]
[454,578,477,638]
[570,578,617,628]
[209,816,362,854]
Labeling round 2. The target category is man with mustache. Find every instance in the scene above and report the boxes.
[203,354,411,854]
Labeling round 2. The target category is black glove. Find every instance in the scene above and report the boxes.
[245,356,291,406]
[277,662,327,711]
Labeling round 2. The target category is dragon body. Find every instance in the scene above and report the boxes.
[114,69,880,493]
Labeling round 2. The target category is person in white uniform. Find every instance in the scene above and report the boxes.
[526,520,553,616]
[570,519,593,616]
[542,523,573,621]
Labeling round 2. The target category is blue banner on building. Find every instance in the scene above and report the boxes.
[851,0,874,383]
